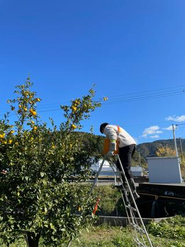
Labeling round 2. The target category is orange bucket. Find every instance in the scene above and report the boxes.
[103,138,119,155]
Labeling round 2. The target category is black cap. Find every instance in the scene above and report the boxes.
[100,123,109,134]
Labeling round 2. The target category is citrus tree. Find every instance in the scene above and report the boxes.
[0,78,102,247]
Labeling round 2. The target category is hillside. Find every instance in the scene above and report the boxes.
[137,138,185,158]
[77,132,185,169]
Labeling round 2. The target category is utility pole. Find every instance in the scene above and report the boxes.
[172,124,179,157]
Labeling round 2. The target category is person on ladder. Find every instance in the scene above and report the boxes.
[100,123,140,200]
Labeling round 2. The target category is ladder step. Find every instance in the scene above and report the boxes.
[134,239,147,247]
[113,157,153,246]
[125,205,137,212]
[131,223,145,233]
[115,184,127,190]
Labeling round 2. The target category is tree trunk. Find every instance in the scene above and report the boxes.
[25,232,40,247]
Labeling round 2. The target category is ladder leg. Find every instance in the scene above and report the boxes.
[89,157,106,196]
[115,155,153,247]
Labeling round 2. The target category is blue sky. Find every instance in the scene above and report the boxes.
[0,0,185,144]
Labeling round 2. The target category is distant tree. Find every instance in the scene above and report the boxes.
[156,144,185,178]
[132,151,147,168]
[0,79,102,247]
[156,145,176,157]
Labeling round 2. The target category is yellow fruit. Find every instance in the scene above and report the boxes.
[31,120,35,124]
[71,124,77,129]
[103,97,108,101]
[18,104,22,108]
[30,109,37,116]
[0,133,5,138]
[24,108,27,111]
[78,206,81,212]
[71,106,77,111]
[10,130,14,134]
[36,98,41,102]
[15,142,19,145]
[33,126,37,131]
[8,140,12,144]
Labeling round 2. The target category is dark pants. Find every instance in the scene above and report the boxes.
[116,144,136,179]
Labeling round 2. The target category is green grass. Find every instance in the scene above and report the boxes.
[0,216,185,247]
[70,223,185,247]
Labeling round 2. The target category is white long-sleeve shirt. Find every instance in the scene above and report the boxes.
[103,124,136,148]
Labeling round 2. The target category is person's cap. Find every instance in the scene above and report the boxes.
[100,123,109,134]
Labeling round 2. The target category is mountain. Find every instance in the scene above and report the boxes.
[77,132,185,168]
[137,138,185,158]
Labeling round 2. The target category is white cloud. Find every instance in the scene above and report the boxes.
[163,126,173,130]
[163,125,178,131]
[142,125,162,138]
[150,135,160,139]
[166,115,185,122]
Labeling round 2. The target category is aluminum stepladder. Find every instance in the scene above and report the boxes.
[89,154,154,247]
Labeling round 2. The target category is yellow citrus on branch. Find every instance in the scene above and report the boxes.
[71,106,77,112]
[0,133,5,138]
[71,124,77,130]
[29,109,37,116]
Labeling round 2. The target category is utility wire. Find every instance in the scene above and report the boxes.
[101,90,184,104]
[0,85,185,113]
[99,84,185,103]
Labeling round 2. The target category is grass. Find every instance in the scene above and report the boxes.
[1,216,185,247]
[70,223,185,247]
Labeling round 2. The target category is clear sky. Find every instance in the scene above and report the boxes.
[0,0,185,144]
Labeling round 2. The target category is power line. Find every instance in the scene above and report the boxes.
[0,85,184,113]
[100,86,185,104]
[101,84,185,99]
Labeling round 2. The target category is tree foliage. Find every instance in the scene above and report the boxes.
[155,144,185,178]
[0,78,102,247]
[156,145,176,157]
